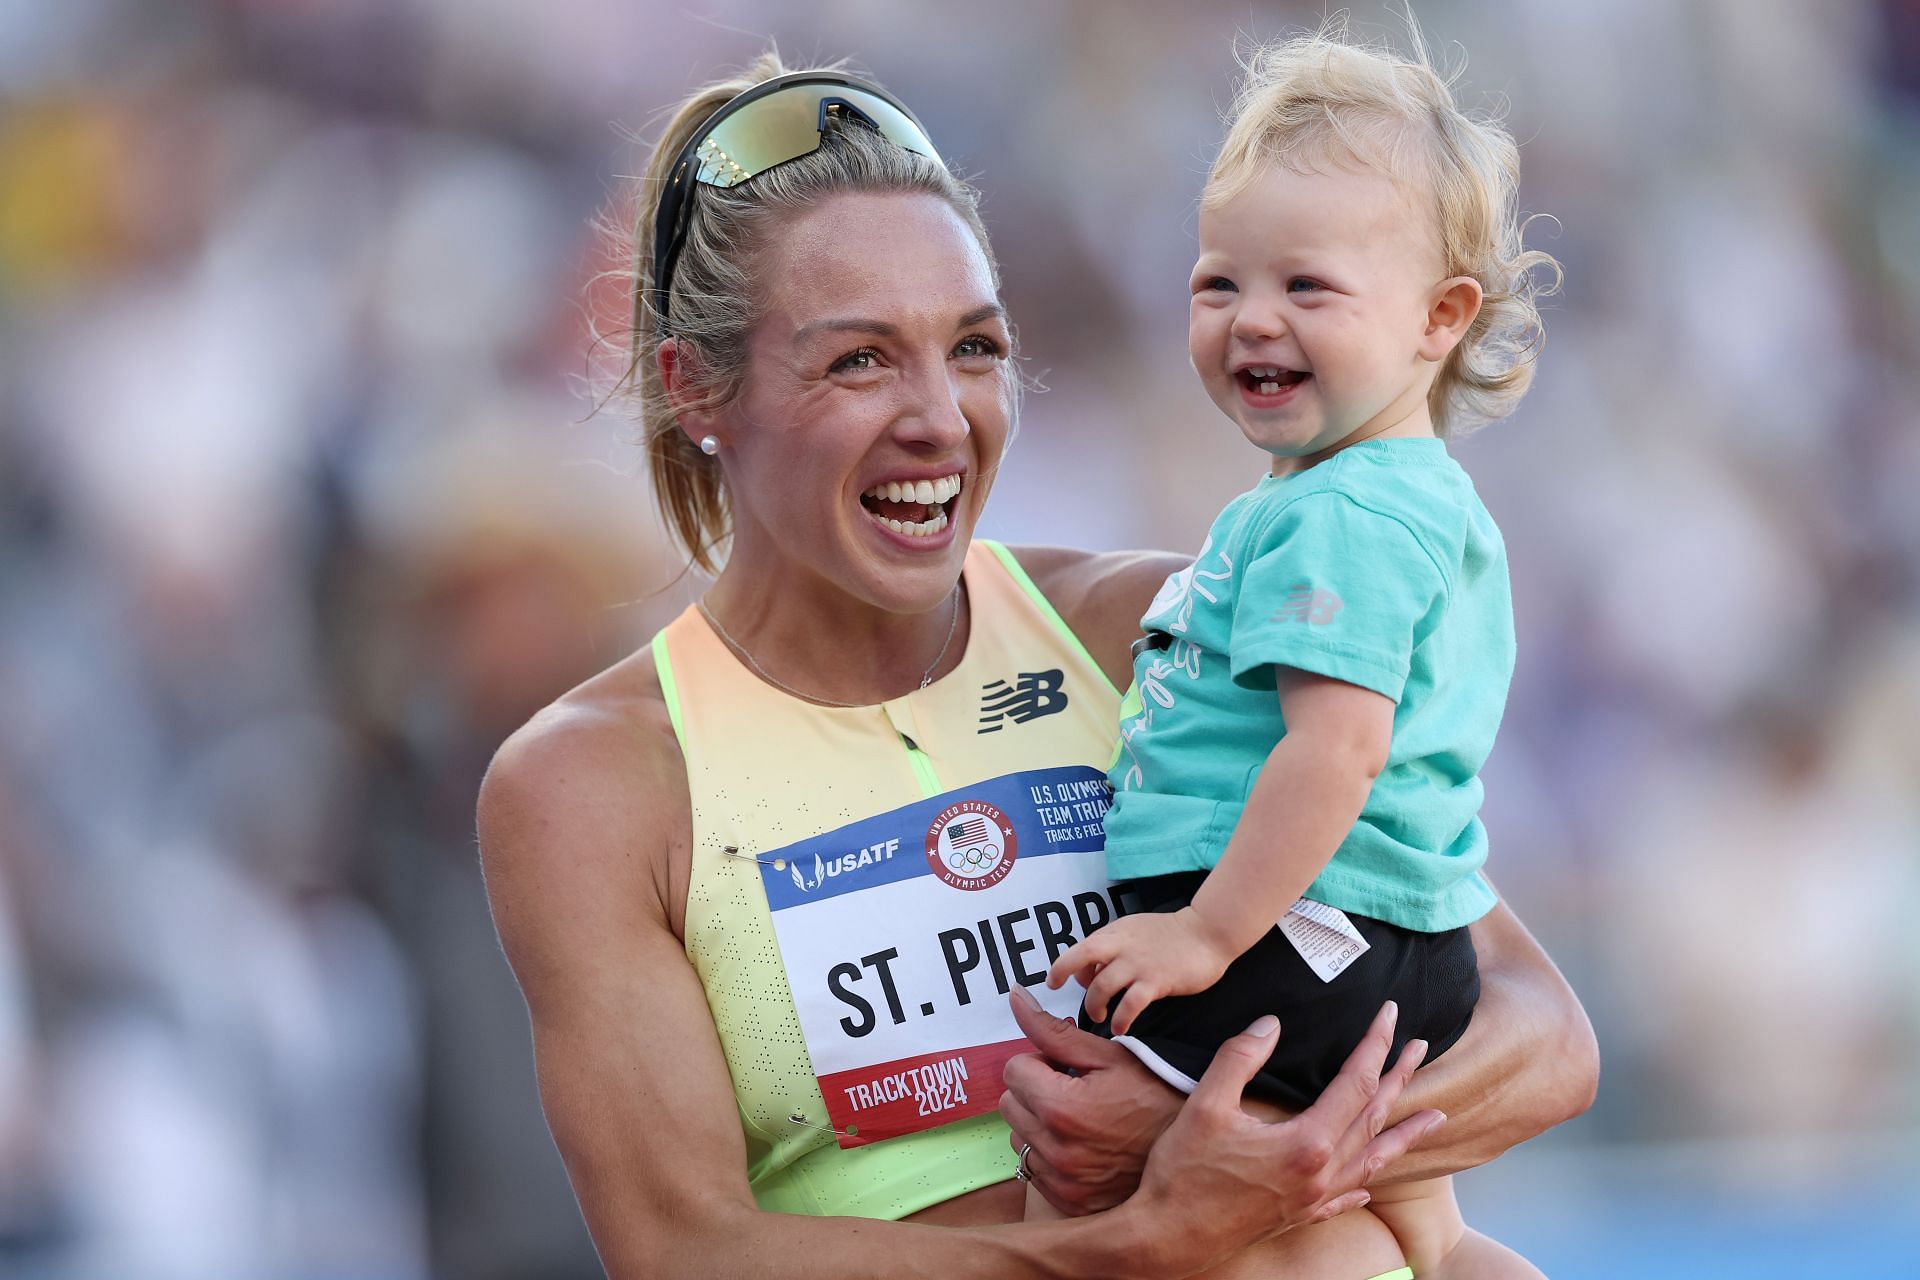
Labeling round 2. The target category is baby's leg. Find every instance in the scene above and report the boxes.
[1363,1176,1464,1276]
[1186,1207,1405,1279]
[1031,1173,1405,1276]
[1368,1176,1544,1278]
[1422,1229,1547,1280]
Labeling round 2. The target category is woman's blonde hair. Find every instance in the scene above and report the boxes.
[1206,18,1561,436]
[614,50,1001,572]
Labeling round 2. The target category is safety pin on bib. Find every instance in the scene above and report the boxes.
[721,844,793,872]
[787,1110,858,1139]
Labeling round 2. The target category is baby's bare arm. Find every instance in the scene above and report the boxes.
[1186,668,1394,957]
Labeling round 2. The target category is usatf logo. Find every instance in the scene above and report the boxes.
[925,800,1017,891]
[978,669,1069,733]
[1272,584,1343,625]
[789,838,902,893]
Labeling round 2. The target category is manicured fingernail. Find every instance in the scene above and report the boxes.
[1247,1015,1279,1038]
[1427,1112,1448,1133]
[1012,985,1040,1008]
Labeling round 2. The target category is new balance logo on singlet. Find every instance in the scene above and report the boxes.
[978,669,1069,732]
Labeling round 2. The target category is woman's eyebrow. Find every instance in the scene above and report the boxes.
[956,303,1006,328]
[792,303,1005,345]
[793,317,896,343]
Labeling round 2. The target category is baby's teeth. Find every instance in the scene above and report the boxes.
[1259,380,1280,394]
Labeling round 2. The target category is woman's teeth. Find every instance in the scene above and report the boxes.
[859,473,962,538]
[862,475,962,504]
[879,510,949,537]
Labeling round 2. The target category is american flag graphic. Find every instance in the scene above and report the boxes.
[948,817,989,845]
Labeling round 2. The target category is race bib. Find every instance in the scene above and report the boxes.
[757,765,1125,1147]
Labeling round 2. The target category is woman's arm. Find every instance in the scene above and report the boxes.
[477,683,1441,1279]
[1370,890,1598,1182]
[1008,545,1189,690]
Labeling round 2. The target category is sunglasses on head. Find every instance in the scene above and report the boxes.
[648,72,942,331]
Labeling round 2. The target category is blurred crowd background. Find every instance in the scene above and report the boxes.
[1,0,1916,1276]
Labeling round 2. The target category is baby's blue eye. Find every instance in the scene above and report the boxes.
[1197,276,1236,294]
[1287,277,1321,293]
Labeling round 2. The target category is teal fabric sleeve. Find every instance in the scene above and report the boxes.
[1228,493,1448,702]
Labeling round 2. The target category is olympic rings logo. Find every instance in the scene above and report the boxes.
[925,800,1017,892]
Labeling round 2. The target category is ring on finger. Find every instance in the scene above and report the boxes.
[1014,1142,1034,1182]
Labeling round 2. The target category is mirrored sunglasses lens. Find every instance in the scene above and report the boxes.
[695,87,938,189]
[696,91,824,187]
[834,90,940,163]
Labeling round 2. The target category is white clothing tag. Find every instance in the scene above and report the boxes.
[1278,897,1370,982]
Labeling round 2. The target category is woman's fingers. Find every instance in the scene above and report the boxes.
[1304,1000,1398,1134]
[1005,986,1130,1073]
[1000,1086,1041,1153]
[1308,1188,1373,1224]
[1298,1018,1444,1209]
[1188,1014,1281,1113]
[1354,1108,1447,1190]
[1354,1037,1428,1151]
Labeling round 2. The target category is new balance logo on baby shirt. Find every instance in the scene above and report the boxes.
[1272,584,1343,625]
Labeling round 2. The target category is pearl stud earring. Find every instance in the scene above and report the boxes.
[699,435,720,456]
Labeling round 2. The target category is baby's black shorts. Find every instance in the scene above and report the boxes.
[1079,871,1479,1111]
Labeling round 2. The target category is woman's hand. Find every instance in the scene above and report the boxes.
[1119,1002,1443,1275]
[1000,985,1184,1214]
[1046,908,1236,1034]
[1001,987,1441,1228]
[1008,897,1599,1212]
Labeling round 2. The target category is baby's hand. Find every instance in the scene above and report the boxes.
[1045,908,1237,1036]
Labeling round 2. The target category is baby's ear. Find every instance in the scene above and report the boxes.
[1420,277,1484,362]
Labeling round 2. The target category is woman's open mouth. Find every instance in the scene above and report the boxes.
[859,473,963,539]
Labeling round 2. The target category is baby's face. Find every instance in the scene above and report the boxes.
[1188,161,1448,469]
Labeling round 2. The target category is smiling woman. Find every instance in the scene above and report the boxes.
[664,188,1011,668]
[475,47,1596,1280]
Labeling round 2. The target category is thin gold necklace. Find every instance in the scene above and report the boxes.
[696,585,962,709]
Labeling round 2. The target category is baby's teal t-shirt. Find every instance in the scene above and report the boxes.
[1104,438,1510,932]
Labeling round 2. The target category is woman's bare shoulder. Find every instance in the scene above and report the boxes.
[1002,544,1190,684]
[477,652,690,932]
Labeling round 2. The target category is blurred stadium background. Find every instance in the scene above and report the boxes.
[1,1,1916,1276]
